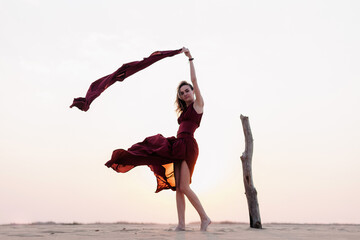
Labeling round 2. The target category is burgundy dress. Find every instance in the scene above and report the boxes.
[105,102,203,193]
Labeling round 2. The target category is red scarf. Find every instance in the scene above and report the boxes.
[70,48,182,111]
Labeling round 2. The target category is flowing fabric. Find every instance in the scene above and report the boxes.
[105,102,203,193]
[70,48,182,111]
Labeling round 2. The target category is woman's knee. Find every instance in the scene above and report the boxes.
[178,183,191,194]
[176,188,184,196]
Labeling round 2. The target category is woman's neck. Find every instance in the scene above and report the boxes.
[185,100,194,107]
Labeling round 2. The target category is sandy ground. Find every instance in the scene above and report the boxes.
[0,222,359,240]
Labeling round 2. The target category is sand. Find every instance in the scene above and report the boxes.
[1,222,359,240]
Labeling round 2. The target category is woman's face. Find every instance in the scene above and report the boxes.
[179,85,194,103]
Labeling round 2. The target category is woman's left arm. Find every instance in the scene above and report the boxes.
[182,47,204,114]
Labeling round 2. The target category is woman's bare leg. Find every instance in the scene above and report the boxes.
[175,162,186,231]
[178,161,211,231]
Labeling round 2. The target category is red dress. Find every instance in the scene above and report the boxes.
[105,102,203,193]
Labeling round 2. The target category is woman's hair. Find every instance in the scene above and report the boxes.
[175,81,194,115]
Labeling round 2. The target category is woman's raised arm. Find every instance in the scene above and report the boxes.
[182,47,204,114]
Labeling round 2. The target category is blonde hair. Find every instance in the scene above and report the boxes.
[175,81,193,115]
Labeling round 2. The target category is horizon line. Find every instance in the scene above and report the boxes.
[1,221,360,226]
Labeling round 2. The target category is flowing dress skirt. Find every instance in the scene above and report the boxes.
[105,133,199,193]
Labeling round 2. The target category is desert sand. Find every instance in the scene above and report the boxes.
[1,222,359,240]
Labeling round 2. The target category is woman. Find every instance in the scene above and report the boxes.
[105,47,211,231]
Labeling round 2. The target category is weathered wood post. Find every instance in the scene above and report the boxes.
[240,114,262,229]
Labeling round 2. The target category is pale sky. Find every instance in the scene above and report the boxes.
[1,0,360,225]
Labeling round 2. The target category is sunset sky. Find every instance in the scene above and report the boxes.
[1,0,359,225]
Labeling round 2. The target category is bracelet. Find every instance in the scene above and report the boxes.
[189,58,194,61]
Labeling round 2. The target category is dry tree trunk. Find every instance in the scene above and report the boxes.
[240,115,262,229]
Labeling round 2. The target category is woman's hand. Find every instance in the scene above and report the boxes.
[182,47,192,59]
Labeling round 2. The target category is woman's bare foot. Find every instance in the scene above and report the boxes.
[200,218,211,231]
[175,225,186,231]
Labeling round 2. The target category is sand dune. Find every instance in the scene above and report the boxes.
[1,222,359,240]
